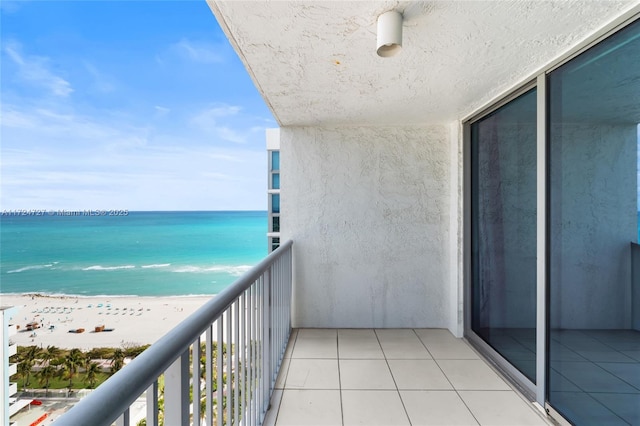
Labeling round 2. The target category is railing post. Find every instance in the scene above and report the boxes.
[146,381,159,426]
[164,349,190,426]
[115,408,130,426]
[250,284,256,426]
[234,301,240,425]
[205,326,214,426]
[226,310,232,426]
[240,292,247,426]
[193,338,201,426]
[217,318,224,426]
[262,268,271,414]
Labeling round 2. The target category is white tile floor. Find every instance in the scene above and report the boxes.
[264,329,552,426]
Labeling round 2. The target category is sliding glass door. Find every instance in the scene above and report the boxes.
[470,88,537,383]
[547,19,640,426]
[467,16,640,425]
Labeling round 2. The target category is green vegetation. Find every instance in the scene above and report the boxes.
[14,370,112,391]
[10,344,150,391]
[110,348,125,374]
[85,361,101,388]
[11,341,250,425]
[136,341,246,426]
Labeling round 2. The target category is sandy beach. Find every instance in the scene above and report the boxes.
[1,293,213,350]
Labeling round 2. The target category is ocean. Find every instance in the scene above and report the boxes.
[0,211,267,297]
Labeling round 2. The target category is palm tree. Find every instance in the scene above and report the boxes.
[84,361,101,388]
[17,361,32,391]
[21,345,42,387]
[41,345,61,367]
[37,365,57,395]
[62,348,85,390]
[110,349,125,374]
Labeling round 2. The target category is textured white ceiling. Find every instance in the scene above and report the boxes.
[208,1,638,126]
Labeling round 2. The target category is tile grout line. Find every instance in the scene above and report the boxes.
[273,328,298,426]
[283,329,563,425]
[462,332,556,424]
[412,328,436,360]
[580,330,640,420]
[418,329,482,426]
[336,330,345,426]
[375,329,413,426]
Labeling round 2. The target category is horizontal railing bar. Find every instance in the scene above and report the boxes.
[56,240,293,426]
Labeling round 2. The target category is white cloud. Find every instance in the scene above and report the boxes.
[171,38,225,64]
[84,62,116,93]
[215,126,246,144]
[192,105,241,122]
[189,105,252,143]
[1,144,267,210]
[3,40,73,97]
[200,172,234,180]
[0,9,274,212]
[154,106,171,116]
[1,104,148,151]
[0,107,37,128]
[206,153,242,162]
[0,102,268,211]
[0,1,24,14]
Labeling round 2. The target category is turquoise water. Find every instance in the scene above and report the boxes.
[0,211,267,296]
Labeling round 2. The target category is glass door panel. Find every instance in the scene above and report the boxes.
[547,19,640,426]
[470,88,538,382]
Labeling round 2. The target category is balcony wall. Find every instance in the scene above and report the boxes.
[281,125,461,331]
[549,123,638,329]
[8,341,17,357]
[9,382,17,398]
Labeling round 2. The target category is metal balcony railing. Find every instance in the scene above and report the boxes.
[56,240,293,426]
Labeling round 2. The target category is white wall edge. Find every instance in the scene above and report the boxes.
[266,128,281,150]
[449,121,464,338]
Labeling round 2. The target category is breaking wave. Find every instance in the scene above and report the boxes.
[82,265,136,271]
[7,264,54,274]
[141,263,171,269]
[6,262,252,277]
[171,265,252,276]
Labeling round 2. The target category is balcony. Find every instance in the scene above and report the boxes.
[8,339,17,357]
[266,328,549,426]
[9,382,17,398]
[8,362,17,378]
[55,240,551,426]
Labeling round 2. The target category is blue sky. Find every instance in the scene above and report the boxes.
[0,1,275,211]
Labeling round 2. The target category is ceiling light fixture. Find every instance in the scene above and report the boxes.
[376,10,403,57]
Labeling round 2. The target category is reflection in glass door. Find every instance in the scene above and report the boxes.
[470,88,537,383]
[547,19,640,426]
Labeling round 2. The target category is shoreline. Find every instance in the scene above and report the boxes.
[0,291,217,298]
[1,293,213,350]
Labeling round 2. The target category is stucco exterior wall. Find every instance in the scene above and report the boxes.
[280,126,452,329]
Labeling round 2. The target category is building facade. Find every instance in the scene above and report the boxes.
[266,128,281,253]
[209,2,640,424]
[1,306,22,426]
